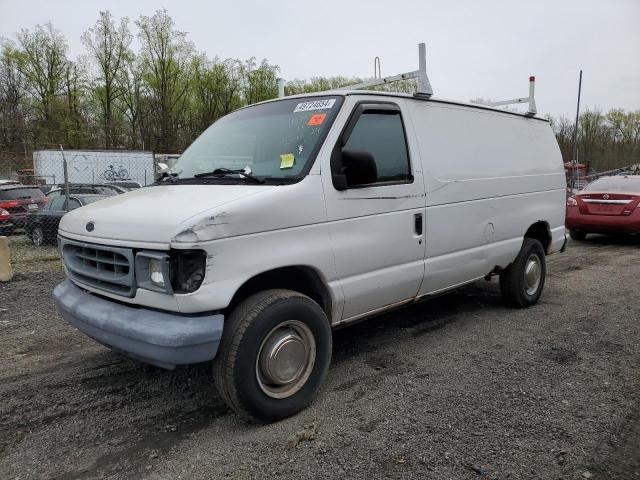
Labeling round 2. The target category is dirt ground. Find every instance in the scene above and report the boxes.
[0,236,638,480]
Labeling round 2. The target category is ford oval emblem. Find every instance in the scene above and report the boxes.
[86,221,95,232]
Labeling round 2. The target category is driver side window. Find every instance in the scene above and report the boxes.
[342,111,411,184]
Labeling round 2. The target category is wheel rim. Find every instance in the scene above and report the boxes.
[256,320,316,399]
[524,253,542,296]
[32,227,43,246]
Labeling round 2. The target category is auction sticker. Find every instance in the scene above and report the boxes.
[307,114,327,126]
[294,99,336,112]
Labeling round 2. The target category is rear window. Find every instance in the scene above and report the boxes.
[0,187,44,200]
[584,177,640,193]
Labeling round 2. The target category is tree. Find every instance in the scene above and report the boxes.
[136,9,194,151]
[12,23,68,144]
[82,11,132,148]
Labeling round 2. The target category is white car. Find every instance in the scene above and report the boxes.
[53,90,566,422]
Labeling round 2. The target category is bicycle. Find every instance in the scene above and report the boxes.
[103,164,129,181]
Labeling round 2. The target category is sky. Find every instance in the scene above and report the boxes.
[0,0,638,119]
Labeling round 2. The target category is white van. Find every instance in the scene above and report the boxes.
[53,88,566,422]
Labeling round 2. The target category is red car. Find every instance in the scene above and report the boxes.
[566,175,640,240]
[0,184,47,234]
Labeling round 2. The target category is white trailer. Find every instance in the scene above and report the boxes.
[33,150,156,186]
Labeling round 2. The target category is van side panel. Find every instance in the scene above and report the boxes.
[406,102,565,296]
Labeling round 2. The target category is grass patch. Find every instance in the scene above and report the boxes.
[8,234,63,273]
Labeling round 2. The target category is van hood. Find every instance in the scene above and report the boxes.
[58,184,273,244]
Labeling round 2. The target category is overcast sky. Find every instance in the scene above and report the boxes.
[0,0,638,118]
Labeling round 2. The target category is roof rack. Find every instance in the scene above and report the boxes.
[482,76,538,116]
[336,42,433,97]
[277,42,434,99]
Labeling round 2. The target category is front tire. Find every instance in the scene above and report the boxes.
[499,238,546,308]
[213,289,332,423]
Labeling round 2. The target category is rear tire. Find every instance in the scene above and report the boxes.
[213,289,332,423]
[500,238,546,308]
[569,229,587,241]
[31,226,45,246]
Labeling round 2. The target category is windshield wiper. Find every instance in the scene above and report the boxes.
[194,168,266,184]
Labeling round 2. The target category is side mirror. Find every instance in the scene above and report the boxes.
[332,149,378,190]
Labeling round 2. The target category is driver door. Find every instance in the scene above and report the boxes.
[322,98,426,321]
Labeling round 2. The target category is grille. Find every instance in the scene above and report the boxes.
[60,238,136,297]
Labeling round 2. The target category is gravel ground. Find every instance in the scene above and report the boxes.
[0,236,638,480]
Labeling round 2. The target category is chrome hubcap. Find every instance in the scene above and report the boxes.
[524,254,542,295]
[256,320,316,399]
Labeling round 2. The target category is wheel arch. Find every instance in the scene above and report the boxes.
[524,221,552,254]
[225,265,333,320]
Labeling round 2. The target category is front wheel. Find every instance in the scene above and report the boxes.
[499,238,546,308]
[213,289,332,423]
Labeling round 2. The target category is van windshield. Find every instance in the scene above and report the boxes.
[171,96,343,183]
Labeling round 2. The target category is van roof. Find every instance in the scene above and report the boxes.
[254,90,549,122]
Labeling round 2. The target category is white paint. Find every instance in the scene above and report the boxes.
[58,92,565,323]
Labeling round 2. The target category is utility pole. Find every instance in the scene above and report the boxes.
[570,70,583,190]
[571,70,583,165]
[60,145,70,211]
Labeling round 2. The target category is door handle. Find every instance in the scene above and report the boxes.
[414,213,423,236]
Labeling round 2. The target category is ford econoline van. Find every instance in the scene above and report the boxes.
[53,89,566,422]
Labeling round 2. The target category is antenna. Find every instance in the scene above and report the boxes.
[336,43,434,97]
[484,76,537,116]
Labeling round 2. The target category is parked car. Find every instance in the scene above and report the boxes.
[53,90,566,422]
[0,207,12,235]
[39,184,56,195]
[0,184,46,233]
[26,194,109,246]
[566,175,640,240]
[47,183,127,197]
[105,180,143,191]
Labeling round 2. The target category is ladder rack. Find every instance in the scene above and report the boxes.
[277,43,538,117]
[483,76,537,116]
[336,43,433,97]
[277,43,434,99]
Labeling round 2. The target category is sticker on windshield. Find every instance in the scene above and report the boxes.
[293,99,336,113]
[307,113,326,126]
[280,153,295,169]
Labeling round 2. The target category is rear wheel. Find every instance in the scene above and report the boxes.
[213,289,332,423]
[569,229,587,241]
[500,238,546,308]
[31,226,45,246]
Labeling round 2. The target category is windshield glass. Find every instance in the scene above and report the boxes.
[584,177,640,193]
[171,96,343,182]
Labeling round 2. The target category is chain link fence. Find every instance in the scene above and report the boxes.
[0,148,166,275]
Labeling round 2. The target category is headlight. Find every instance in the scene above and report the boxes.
[567,197,578,206]
[149,258,165,287]
[135,249,206,294]
[135,252,172,293]
[169,249,207,293]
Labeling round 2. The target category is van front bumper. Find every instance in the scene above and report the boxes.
[53,279,224,369]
